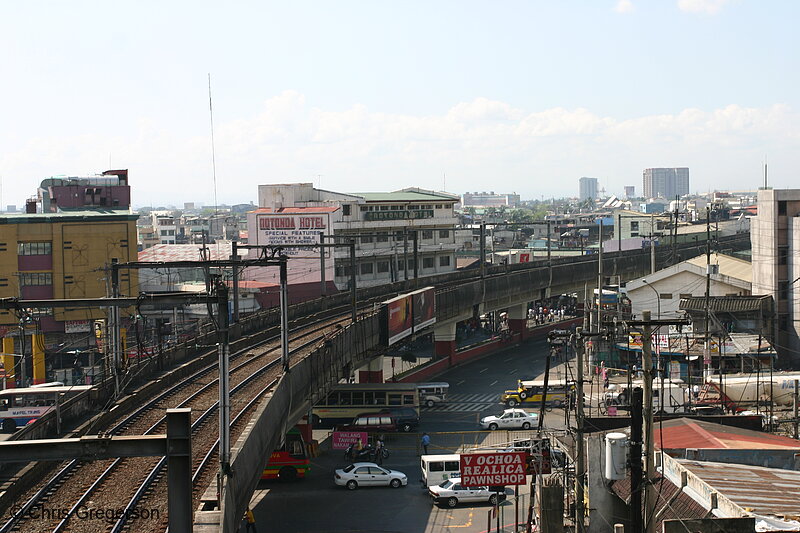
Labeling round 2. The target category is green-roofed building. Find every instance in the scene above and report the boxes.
[255,183,463,291]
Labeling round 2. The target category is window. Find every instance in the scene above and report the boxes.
[659,293,672,300]
[408,205,418,210]
[361,236,373,244]
[435,204,443,209]
[377,261,389,273]
[439,255,451,267]
[630,221,639,231]
[18,242,52,255]
[20,272,53,286]
[390,205,400,210]
[779,281,789,301]
[779,247,788,265]
[397,259,405,271]
[423,257,434,269]
[360,263,373,275]
[342,204,351,216]
[679,293,693,299]
[360,206,369,212]
[422,230,433,240]
[377,232,389,243]
[439,230,450,239]
[380,206,389,211]
[778,201,787,216]
[395,231,405,241]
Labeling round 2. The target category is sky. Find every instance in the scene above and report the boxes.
[1,0,798,208]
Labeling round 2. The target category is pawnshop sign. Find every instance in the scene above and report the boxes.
[460,452,527,487]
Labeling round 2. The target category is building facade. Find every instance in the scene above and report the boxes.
[0,209,139,384]
[643,168,689,200]
[255,183,459,292]
[579,177,599,201]
[38,169,131,212]
[460,191,520,208]
[751,188,800,364]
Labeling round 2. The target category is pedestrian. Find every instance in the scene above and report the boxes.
[244,508,257,533]
[421,432,430,455]
[374,437,385,465]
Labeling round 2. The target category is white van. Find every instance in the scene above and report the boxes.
[421,454,461,487]
[417,382,449,408]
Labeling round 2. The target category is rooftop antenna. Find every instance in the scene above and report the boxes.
[764,156,768,189]
[442,172,446,192]
[208,73,219,215]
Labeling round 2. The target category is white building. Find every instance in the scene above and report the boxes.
[579,177,599,201]
[751,188,800,363]
[255,183,460,291]
[643,167,689,200]
[460,191,520,208]
[625,253,751,319]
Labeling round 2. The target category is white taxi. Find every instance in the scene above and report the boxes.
[429,477,507,507]
[479,408,538,430]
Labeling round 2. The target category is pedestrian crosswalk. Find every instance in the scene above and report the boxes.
[423,392,500,412]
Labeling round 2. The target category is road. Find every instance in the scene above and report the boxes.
[251,337,562,533]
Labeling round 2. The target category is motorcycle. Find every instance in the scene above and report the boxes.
[344,443,375,462]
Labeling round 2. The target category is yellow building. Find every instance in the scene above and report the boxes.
[0,209,138,384]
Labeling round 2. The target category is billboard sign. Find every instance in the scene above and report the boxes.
[381,294,413,346]
[64,320,92,334]
[254,213,331,259]
[331,431,369,450]
[411,287,436,331]
[460,452,527,487]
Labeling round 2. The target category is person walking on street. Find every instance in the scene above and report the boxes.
[421,432,430,455]
[374,437,385,465]
[244,508,257,532]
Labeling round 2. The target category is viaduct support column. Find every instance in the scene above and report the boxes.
[358,357,384,383]
[506,304,529,341]
[32,334,46,385]
[433,322,457,363]
[2,337,15,388]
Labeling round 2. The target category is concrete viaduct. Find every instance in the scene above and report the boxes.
[195,234,751,532]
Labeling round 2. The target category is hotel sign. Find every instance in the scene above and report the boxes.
[255,213,331,259]
[364,210,434,221]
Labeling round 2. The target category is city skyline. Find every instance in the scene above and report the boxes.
[1,1,798,207]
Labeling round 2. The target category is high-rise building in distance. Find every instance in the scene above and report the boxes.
[579,177,598,201]
[624,186,635,199]
[643,168,689,200]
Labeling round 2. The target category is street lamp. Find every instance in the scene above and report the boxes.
[641,279,661,319]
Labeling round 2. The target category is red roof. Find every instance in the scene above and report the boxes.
[250,207,339,214]
[655,418,800,450]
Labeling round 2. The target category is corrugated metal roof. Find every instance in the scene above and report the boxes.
[612,476,710,528]
[358,190,458,203]
[686,252,752,283]
[655,418,800,450]
[139,243,244,262]
[679,459,800,520]
[250,207,339,214]
[679,295,772,313]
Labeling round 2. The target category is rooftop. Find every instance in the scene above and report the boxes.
[686,252,752,284]
[357,189,459,203]
[655,418,800,450]
[139,243,246,262]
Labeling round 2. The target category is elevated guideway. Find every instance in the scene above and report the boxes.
[195,234,751,532]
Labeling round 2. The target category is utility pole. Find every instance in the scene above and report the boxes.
[575,327,586,533]
[412,230,419,281]
[350,239,357,323]
[319,232,327,297]
[641,310,655,533]
[216,278,231,501]
[279,257,290,372]
[649,214,656,274]
[479,222,486,279]
[704,206,712,379]
[597,219,604,335]
[231,241,240,322]
[110,258,121,397]
[403,229,409,281]
[630,387,644,533]
[794,379,799,440]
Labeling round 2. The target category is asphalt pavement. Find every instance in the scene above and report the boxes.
[248,336,565,532]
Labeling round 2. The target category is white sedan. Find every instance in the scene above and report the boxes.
[429,478,507,507]
[334,462,408,490]
[480,408,538,430]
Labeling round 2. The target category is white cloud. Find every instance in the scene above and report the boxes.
[677,0,731,14]
[614,0,635,14]
[0,95,797,206]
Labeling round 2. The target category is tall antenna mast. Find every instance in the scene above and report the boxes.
[208,73,219,214]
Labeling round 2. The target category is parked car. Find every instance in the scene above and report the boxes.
[428,477,507,507]
[479,408,538,430]
[375,407,419,432]
[334,462,408,490]
[336,414,398,433]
